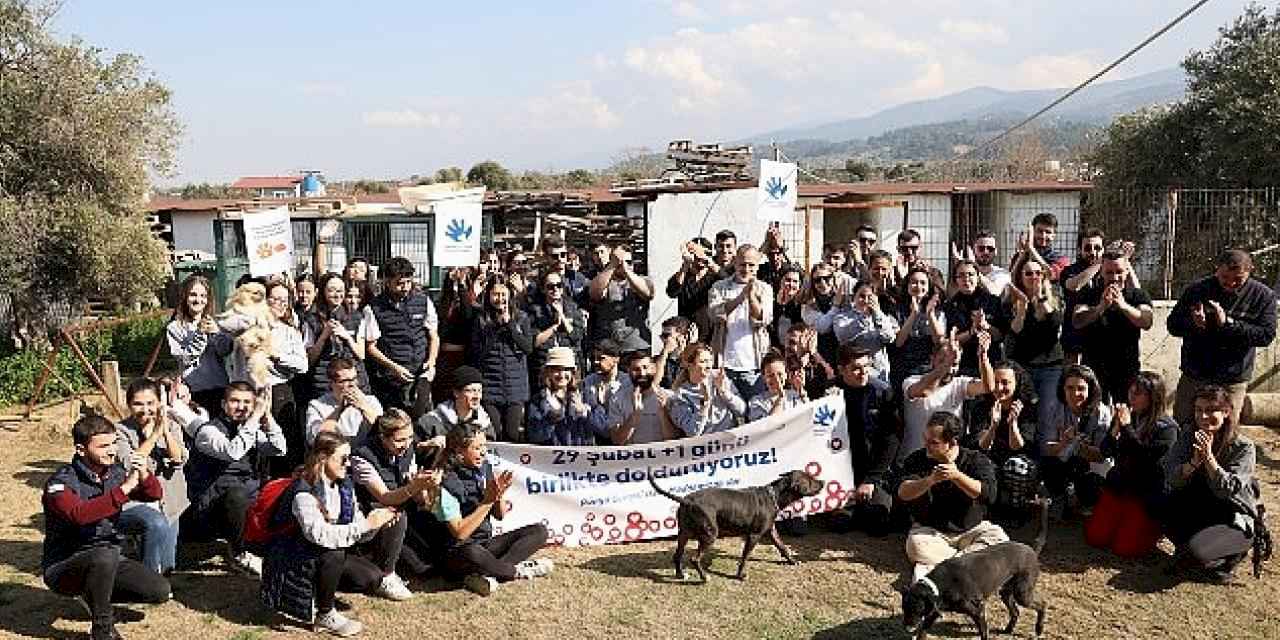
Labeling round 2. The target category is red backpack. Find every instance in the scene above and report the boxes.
[242,476,300,552]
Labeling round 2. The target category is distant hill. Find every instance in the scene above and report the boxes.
[745,68,1185,146]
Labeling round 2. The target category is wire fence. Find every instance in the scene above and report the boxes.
[1082,188,1280,299]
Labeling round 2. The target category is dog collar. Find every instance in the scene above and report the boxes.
[916,576,940,598]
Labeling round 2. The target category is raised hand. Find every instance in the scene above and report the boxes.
[1191,302,1208,330]
[1206,300,1227,326]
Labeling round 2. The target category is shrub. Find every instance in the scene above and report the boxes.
[0,311,176,409]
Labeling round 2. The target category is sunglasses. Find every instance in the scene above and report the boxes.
[1083,244,1104,252]
[898,244,921,252]
[544,281,563,290]
[858,236,877,244]
[815,275,834,283]
[974,245,997,253]
[549,251,567,258]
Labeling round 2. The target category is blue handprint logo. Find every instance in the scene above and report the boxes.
[764,176,788,201]
[814,405,835,428]
[445,218,473,242]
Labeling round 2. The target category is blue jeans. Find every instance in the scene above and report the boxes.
[118,505,178,574]
[726,369,763,404]
[1030,364,1063,432]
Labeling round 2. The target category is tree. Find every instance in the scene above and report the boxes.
[434,166,463,183]
[563,169,597,189]
[0,0,180,345]
[844,159,871,181]
[465,161,513,191]
[178,182,235,199]
[1090,4,1280,188]
[604,147,667,182]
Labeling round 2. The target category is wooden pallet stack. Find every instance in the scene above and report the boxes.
[486,191,648,273]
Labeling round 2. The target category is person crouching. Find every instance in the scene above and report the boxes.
[260,431,406,636]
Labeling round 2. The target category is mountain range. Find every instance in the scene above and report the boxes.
[744,67,1187,147]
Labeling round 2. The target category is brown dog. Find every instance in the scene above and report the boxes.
[649,470,823,582]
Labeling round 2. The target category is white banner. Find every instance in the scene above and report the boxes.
[242,206,294,277]
[432,200,482,267]
[487,397,853,546]
[756,159,798,222]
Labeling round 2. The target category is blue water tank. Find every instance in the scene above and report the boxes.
[302,173,321,196]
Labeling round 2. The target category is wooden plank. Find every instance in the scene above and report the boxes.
[100,361,124,416]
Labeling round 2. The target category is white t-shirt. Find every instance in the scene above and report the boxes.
[982,266,1012,297]
[720,280,756,371]
[899,374,976,464]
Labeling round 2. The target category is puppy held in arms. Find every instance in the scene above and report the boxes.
[218,282,277,392]
[900,500,1049,640]
[649,470,822,582]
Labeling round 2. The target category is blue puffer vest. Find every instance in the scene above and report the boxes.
[368,291,432,379]
[260,475,356,622]
[41,458,128,572]
[439,461,493,547]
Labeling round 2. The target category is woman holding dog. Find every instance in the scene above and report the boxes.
[258,282,309,476]
[669,343,746,436]
[167,274,233,416]
[1162,385,1262,582]
[1086,371,1178,558]
[431,422,552,596]
[526,347,605,446]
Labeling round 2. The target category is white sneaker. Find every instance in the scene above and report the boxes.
[514,558,554,579]
[314,608,363,637]
[463,574,498,596]
[230,551,263,577]
[376,572,413,601]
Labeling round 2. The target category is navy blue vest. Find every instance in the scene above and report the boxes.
[350,438,413,511]
[41,458,128,571]
[440,461,493,546]
[185,418,259,508]
[368,291,431,378]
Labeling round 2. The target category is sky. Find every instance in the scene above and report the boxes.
[50,0,1273,185]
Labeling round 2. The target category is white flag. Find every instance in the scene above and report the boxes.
[433,200,482,267]
[241,206,294,277]
[756,159,798,222]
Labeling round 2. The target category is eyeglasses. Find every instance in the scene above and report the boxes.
[974,245,997,253]
[543,281,563,290]
[858,236,877,244]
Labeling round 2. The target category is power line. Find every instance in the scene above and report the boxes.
[959,0,1212,158]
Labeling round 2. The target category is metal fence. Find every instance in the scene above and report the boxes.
[1082,188,1280,299]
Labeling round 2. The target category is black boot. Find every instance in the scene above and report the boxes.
[90,622,123,640]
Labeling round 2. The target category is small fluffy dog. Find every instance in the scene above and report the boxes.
[649,470,823,582]
[219,282,277,391]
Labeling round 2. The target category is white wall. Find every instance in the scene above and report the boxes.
[170,211,218,255]
[991,191,1082,263]
[644,188,824,339]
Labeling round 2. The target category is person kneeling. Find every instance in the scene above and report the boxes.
[896,412,1008,582]
[43,415,172,640]
[432,423,552,595]
[260,431,405,636]
[1163,385,1263,583]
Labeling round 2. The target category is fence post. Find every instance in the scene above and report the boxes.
[1163,189,1178,300]
[804,204,812,269]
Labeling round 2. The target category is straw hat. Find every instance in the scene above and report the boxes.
[545,347,577,369]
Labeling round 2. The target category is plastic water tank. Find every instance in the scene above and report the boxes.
[302,173,322,197]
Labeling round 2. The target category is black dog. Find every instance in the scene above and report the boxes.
[648,470,823,582]
[900,499,1049,639]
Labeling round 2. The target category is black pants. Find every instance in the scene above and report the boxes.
[268,382,302,477]
[44,547,170,630]
[182,478,255,553]
[314,549,382,613]
[483,401,526,443]
[1040,457,1102,507]
[359,514,407,575]
[373,376,433,422]
[442,524,547,581]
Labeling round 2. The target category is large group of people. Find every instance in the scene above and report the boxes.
[40,214,1276,639]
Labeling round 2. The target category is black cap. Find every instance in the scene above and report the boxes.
[452,366,483,389]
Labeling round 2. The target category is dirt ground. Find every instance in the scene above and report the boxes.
[1,408,1278,640]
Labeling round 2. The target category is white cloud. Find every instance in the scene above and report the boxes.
[1015,53,1099,89]
[362,109,459,129]
[884,61,948,102]
[523,82,621,130]
[668,0,706,20]
[624,44,727,108]
[939,18,1009,45]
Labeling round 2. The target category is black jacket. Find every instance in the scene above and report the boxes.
[1168,276,1276,383]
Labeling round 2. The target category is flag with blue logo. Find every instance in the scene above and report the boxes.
[432,200,482,267]
[756,159,798,222]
